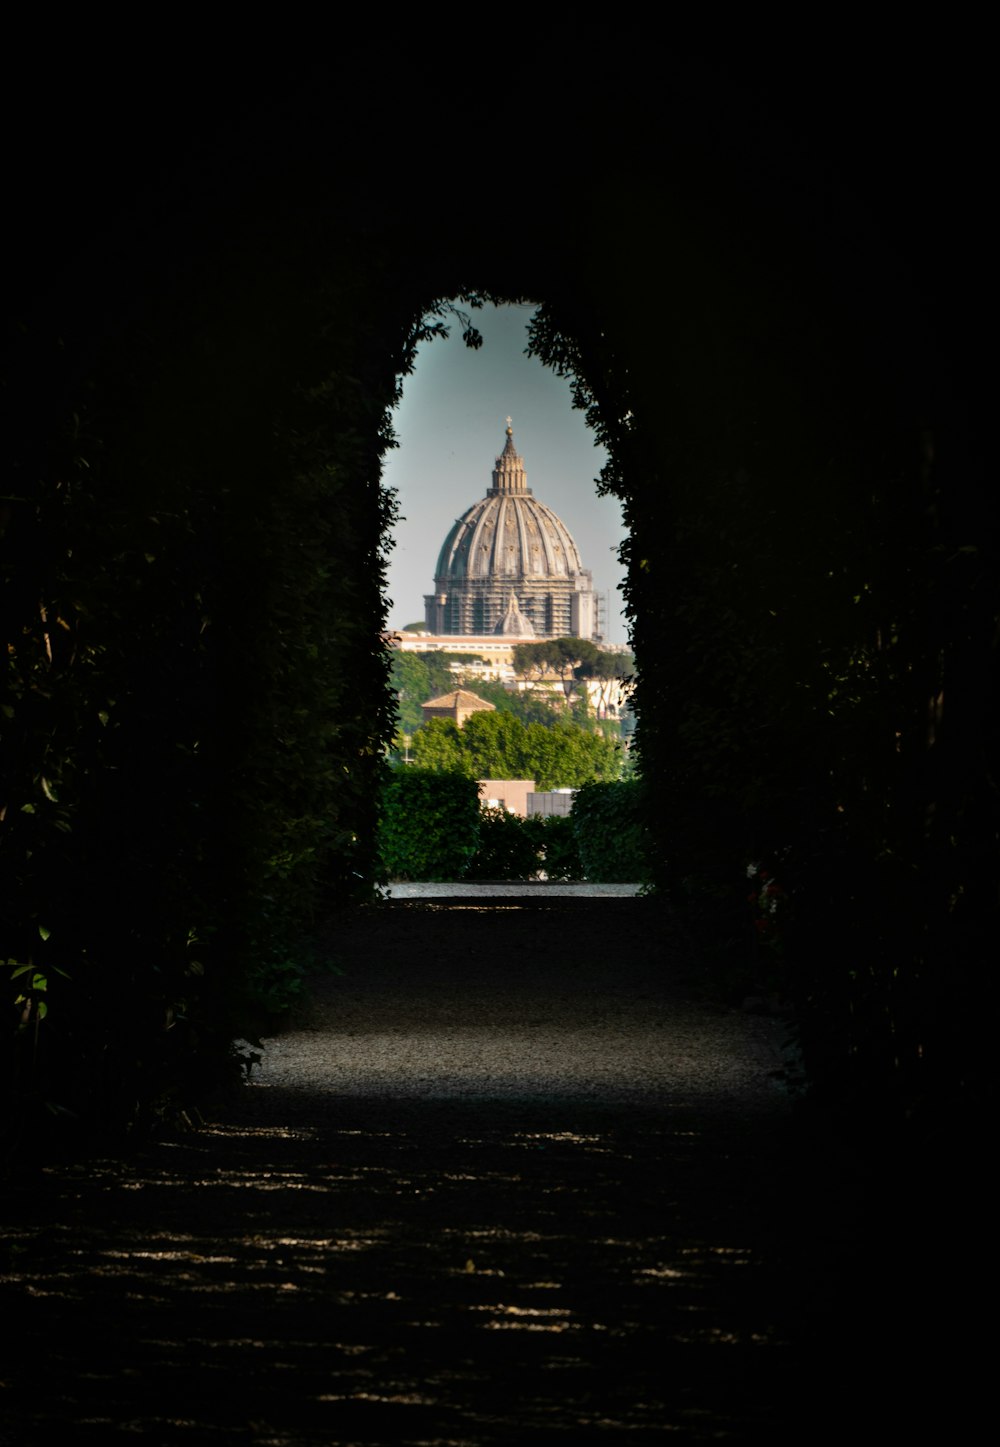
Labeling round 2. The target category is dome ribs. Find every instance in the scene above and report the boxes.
[425,422,598,640]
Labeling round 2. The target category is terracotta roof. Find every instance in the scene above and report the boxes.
[421,690,496,711]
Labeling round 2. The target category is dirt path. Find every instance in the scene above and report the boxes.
[0,898,879,1442]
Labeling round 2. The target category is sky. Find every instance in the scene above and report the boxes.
[381,303,629,647]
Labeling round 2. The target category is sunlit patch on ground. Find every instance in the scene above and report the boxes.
[198,1124,319,1141]
[1,902,814,1439]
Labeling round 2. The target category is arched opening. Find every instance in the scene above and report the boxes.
[378,300,636,876]
[382,300,627,646]
[2,50,992,1441]
[3,58,991,1172]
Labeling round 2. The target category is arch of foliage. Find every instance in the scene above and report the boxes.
[2,59,991,1159]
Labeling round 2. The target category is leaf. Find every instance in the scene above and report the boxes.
[41,777,59,802]
[44,1101,79,1119]
[38,924,51,941]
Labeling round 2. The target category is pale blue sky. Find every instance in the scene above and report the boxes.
[381,303,629,646]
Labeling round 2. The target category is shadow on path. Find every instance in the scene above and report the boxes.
[0,899,949,1441]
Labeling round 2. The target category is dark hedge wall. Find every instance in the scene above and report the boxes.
[3,52,992,1157]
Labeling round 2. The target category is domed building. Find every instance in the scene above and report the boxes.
[423,422,598,639]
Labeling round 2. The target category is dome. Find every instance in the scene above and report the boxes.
[434,429,586,584]
[424,423,598,639]
[494,591,536,636]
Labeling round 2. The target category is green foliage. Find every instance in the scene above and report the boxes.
[6,103,989,1170]
[7,955,69,1032]
[463,809,584,881]
[238,956,308,1023]
[523,719,622,790]
[2,396,233,1143]
[390,649,476,736]
[571,780,651,884]
[409,711,621,790]
[391,648,619,738]
[410,717,469,774]
[465,807,545,881]
[377,772,591,885]
[511,637,603,697]
[537,814,583,880]
[462,712,534,782]
[529,285,996,1132]
[377,770,481,881]
[389,646,630,748]
[574,649,634,718]
[2,247,407,1146]
[459,678,566,727]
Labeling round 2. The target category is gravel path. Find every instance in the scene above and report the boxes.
[2,897,859,1444]
[250,897,789,1110]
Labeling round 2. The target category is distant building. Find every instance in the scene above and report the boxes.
[478,783,577,819]
[424,420,599,640]
[528,790,576,818]
[389,633,631,717]
[478,779,536,816]
[391,632,525,671]
[420,689,496,728]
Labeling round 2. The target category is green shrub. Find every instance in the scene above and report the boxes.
[377,769,481,881]
[572,780,651,883]
[539,814,583,880]
[465,808,545,880]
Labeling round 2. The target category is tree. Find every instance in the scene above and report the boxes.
[511,641,550,683]
[524,719,621,789]
[390,649,473,736]
[574,648,634,717]
[552,637,603,699]
[410,717,468,774]
[408,712,622,790]
[512,637,603,700]
[462,711,531,780]
[461,676,565,727]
